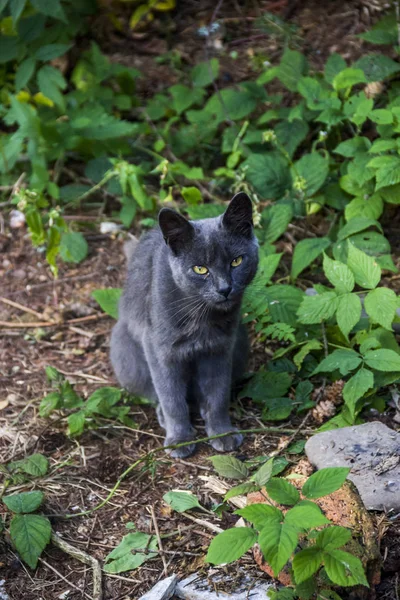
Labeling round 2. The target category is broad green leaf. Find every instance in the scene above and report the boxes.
[265,478,300,506]
[243,152,291,199]
[287,439,306,454]
[0,37,18,63]
[30,0,66,20]
[10,514,51,569]
[343,92,373,126]
[336,293,362,339]
[293,153,329,197]
[302,468,350,499]
[284,501,330,530]
[294,340,322,370]
[9,454,49,478]
[347,244,381,289]
[368,139,398,153]
[10,0,26,23]
[258,522,298,575]
[67,411,86,437]
[355,53,400,82]
[236,504,283,529]
[344,194,383,222]
[317,526,352,550]
[239,370,292,402]
[343,368,374,417]
[206,527,257,564]
[35,43,70,61]
[209,455,249,480]
[364,348,400,371]
[359,15,397,45]
[262,397,293,421]
[379,183,400,204]
[3,491,44,514]
[313,349,362,376]
[37,65,66,109]
[293,546,323,584]
[333,68,366,91]
[337,217,382,240]
[297,292,338,325]
[263,203,293,243]
[324,53,347,84]
[323,255,354,293]
[252,458,274,486]
[369,109,393,124]
[191,58,219,87]
[181,186,202,205]
[276,48,308,91]
[224,482,259,501]
[92,288,122,319]
[104,532,157,573]
[85,387,122,413]
[291,237,331,279]
[297,77,328,110]
[364,287,397,329]
[205,89,256,121]
[275,119,309,157]
[59,232,88,264]
[39,392,62,417]
[170,84,205,114]
[15,57,36,91]
[323,549,369,587]
[334,137,370,157]
[265,285,304,326]
[374,156,400,190]
[163,491,201,512]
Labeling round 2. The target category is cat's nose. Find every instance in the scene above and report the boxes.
[218,285,232,299]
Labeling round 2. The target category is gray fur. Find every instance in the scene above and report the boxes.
[110,193,259,457]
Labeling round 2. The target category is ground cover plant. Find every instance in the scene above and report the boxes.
[1,1,400,599]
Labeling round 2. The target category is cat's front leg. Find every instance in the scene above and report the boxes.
[196,354,243,452]
[144,347,196,458]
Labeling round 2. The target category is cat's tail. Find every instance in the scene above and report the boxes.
[123,235,139,262]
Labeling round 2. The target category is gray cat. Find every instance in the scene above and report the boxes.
[110,192,259,458]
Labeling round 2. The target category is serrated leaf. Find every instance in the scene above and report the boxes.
[163,491,201,512]
[297,292,338,325]
[170,84,205,115]
[323,549,369,587]
[252,458,274,486]
[333,68,366,91]
[206,527,257,564]
[35,43,70,61]
[266,285,304,326]
[210,455,249,480]
[284,501,330,530]
[92,288,122,319]
[313,349,361,376]
[354,53,400,82]
[239,370,292,402]
[336,293,362,339]
[343,368,374,417]
[59,232,88,264]
[323,254,354,293]
[337,217,382,240]
[334,137,370,157]
[293,546,324,584]
[292,237,331,279]
[294,340,322,370]
[265,478,299,506]
[10,514,51,569]
[345,194,383,222]
[236,504,283,529]
[347,244,381,289]
[243,152,291,199]
[276,48,308,91]
[30,0,66,20]
[258,522,298,575]
[324,53,347,84]
[39,392,62,417]
[275,119,309,158]
[224,482,259,501]
[316,526,352,550]
[67,411,86,437]
[302,468,350,499]
[293,153,329,197]
[3,491,44,514]
[363,348,400,371]
[15,57,36,91]
[104,532,157,573]
[364,287,397,329]
[263,203,293,243]
[85,387,122,413]
[191,58,219,87]
[11,454,49,478]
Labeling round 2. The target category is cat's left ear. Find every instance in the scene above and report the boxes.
[159,208,194,253]
[223,192,253,237]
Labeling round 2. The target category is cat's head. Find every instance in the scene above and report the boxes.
[159,193,259,310]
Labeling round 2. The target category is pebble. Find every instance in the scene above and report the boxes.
[305,421,400,511]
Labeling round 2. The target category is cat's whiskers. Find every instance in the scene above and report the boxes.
[169,297,205,321]
[174,299,206,327]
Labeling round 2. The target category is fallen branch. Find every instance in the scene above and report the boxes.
[51,532,103,600]
[0,297,45,320]
[0,312,108,329]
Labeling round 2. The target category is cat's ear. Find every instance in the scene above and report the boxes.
[159,208,194,253]
[223,192,253,237]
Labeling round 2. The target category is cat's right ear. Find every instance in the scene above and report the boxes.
[159,208,194,253]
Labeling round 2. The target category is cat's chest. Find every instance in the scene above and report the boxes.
[172,320,235,359]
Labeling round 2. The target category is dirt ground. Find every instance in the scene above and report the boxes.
[1,1,400,599]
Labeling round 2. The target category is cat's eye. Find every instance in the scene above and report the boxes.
[193,265,208,275]
[231,256,243,267]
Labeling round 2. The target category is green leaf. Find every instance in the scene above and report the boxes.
[10,454,49,478]
[294,340,322,370]
[316,526,352,551]
[243,152,291,199]
[293,153,329,197]
[10,0,26,23]
[10,514,51,569]
[263,203,293,243]
[258,522,298,575]
[3,491,44,514]
[163,491,201,512]
[191,58,219,87]
[206,527,257,564]
[265,478,300,506]
[323,549,369,587]
[30,0,66,21]
[170,84,205,114]
[313,349,361,376]
[336,293,362,339]
[239,370,292,402]
[205,89,256,121]
[39,392,62,417]
[343,92,373,126]
[297,292,338,325]
[92,288,122,319]
[262,397,293,421]
[236,504,283,529]
[364,287,397,329]
[35,43,70,61]
[369,109,393,124]
[323,254,354,293]
[372,156,400,190]
[337,217,382,240]
[345,194,383,222]
[347,244,381,289]
[266,285,304,326]
[275,119,309,158]
[276,48,308,91]
[379,183,400,204]
[302,468,350,499]
[209,455,249,480]
[224,482,259,501]
[293,546,324,584]
[284,501,330,530]
[85,387,122,413]
[324,53,347,84]
[59,232,88,264]
[15,57,36,91]
[181,186,202,205]
[333,68,366,91]
[252,458,274,486]
[343,368,374,417]
[354,54,400,82]
[334,137,370,157]
[37,65,66,109]
[67,412,86,437]
[359,15,397,45]
[104,532,157,573]
[363,348,400,371]
[292,237,331,279]
[0,36,18,63]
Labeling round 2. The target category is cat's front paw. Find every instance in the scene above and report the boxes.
[209,430,243,452]
[164,436,196,458]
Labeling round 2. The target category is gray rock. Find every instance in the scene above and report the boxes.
[175,573,274,599]
[139,575,178,600]
[305,421,400,511]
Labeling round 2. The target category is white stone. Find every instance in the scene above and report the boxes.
[139,575,178,600]
[175,573,274,599]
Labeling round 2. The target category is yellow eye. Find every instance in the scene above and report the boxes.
[231,256,243,267]
[193,265,208,275]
